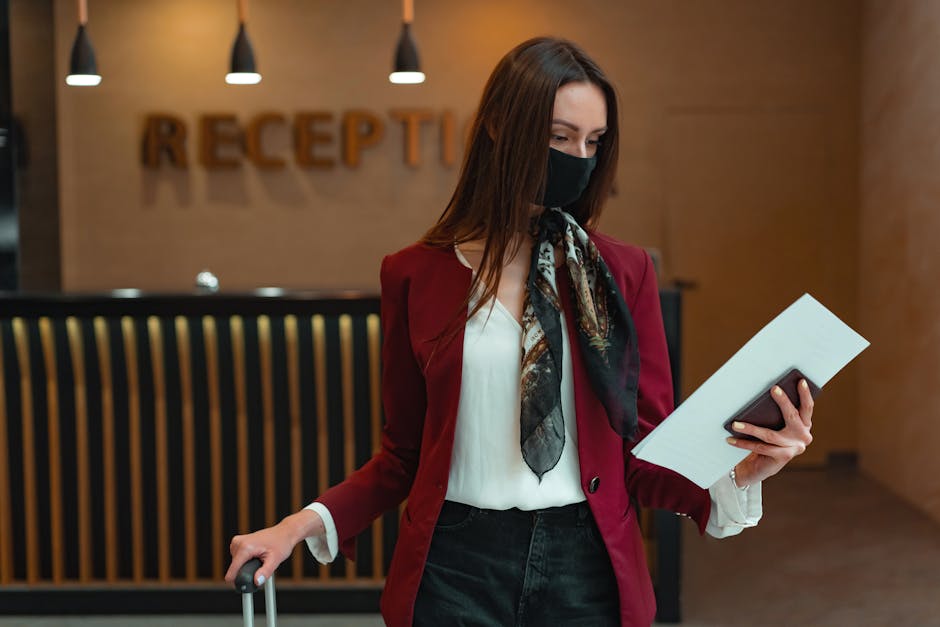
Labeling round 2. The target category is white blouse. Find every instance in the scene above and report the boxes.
[444,246,586,509]
[304,247,761,564]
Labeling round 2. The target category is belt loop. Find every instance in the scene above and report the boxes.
[578,501,590,521]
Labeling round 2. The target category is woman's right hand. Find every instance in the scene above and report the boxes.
[224,509,324,586]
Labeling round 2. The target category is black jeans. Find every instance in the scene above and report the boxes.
[413,500,620,626]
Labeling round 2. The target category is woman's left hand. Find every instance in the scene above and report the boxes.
[726,379,815,487]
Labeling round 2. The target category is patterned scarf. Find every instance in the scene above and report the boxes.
[520,208,641,480]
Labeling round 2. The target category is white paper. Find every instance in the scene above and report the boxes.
[631,293,869,489]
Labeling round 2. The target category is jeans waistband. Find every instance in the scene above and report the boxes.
[440,499,592,524]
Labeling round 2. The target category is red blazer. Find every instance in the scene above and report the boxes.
[317,232,711,627]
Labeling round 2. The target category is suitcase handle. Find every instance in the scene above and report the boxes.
[235,558,263,593]
[234,558,277,627]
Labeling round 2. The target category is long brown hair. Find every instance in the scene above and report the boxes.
[422,36,620,329]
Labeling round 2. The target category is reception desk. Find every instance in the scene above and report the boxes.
[0,288,685,619]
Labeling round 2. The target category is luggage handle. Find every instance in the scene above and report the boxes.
[234,558,277,627]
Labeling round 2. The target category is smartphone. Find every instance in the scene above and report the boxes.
[723,368,821,441]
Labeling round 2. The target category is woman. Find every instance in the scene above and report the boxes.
[225,37,814,626]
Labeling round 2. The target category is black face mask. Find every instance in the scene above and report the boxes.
[540,147,598,208]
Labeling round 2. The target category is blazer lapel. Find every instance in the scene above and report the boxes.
[407,245,472,443]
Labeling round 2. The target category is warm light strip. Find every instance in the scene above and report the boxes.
[403,0,413,24]
[238,0,248,23]
[258,316,276,528]
[12,319,39,583]
[175,317,197,582]
[38,318,64,583]
[231,316,250,534]
[94,317,118,581]
[77,0,88,25]
[122,316,145,582]
[285,316,304,581]
[66,318,93,582]
[203,316,224,579]
[339,315,355,581]
[311,315,329,581]
[367,314,383,581]
[148,317,171,582]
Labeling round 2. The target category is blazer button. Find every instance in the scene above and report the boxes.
[588,476,600,493]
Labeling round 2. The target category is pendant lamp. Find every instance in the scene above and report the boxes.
[389,0,425,84]
[66,0,101,86]
[226,0,261,85]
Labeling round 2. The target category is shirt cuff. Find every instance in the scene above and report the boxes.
[705,472,763,538]
[303,501,339,564]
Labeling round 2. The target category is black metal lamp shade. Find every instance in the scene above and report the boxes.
[226,22,261,84]
[390,22,425,84]
[66,24,101,86]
